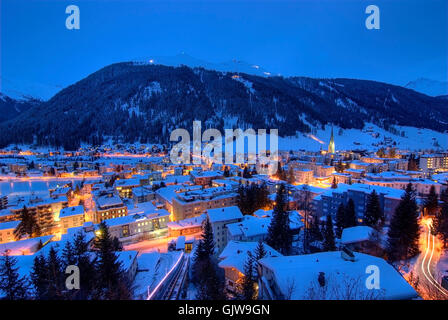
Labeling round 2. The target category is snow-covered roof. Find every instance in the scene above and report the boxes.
[167,213,206,230]
[95,194,124,209]
[341,226,376,244]
[0,235,54,256]
[259,251,417,300]
[117,250,138,272]
[218,241,282,274]
[0,220,20,231]
[226,215,270,238]
[206,206,243,223]
[59,205,85,218]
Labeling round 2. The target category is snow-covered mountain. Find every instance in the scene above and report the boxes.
[0,77,63,101]
[405,78,448,97]
[0,62,447,151]
[0,93,40,123]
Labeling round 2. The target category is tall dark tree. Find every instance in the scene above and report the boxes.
[266,184,292,255]
[0,254,29,300]
[335,203,345,238]
[72,231,96,300]
[223,166,230,177]
[46,247,65,300]
[237,183,269,215]
[424,185,439,216]
[62,240,76,266]
[323,216,336,251]
[194,218,225,300]
[242,166,252,179]
[253,240,266,282]
[14,206,41,240]
[364,190,384,229]
[94,222,131,300]
[441,188,448,204]
[239,252,256,300]
[435,202,448,248]
[31,254,48,299]
[331,177,338,189]
[345,199,357,228]
[387,183,420,261]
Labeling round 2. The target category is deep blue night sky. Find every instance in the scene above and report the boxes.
[1,0,447,97]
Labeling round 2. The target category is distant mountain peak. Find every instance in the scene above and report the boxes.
[405,78,448,97]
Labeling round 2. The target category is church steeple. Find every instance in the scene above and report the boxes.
[328,126,335,154]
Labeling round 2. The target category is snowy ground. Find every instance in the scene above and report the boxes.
[133,251,182,299]
[278,123,448,152]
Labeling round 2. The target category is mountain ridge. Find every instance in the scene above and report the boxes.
[0,62,446,150]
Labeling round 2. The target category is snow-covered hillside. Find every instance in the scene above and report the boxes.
[278,124,448,152]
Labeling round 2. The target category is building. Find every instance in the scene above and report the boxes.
[0,220,20,244]
[0,196,8,210]
[190,170,223,186]
[218,241,281,294]
[258,251,417,300]
[117,251,139,281]
[132,186,155,204]
[419,153,448,171]
[293,169,314,184]
[58,205,85,234]
[93,193,128,223]
[172,187,238,221]
[362,172,442,195]
[313,183,404,223]
[114,178,141,198]
[226,215,271,242]
[206,206,244,253]
[341,226,383,256]
[167,214,206,237]
[103,210,170,243]
[9,196,69,234]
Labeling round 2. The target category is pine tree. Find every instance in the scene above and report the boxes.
[94,222,131,299]
[364,190,384,229]
[424,185,439,216]
[331,177,338,189]
[62,240,76,266]
[0,253,29,300]
[253,240,266,282]
[31,254,48,300]
[435,202,448,248]
[194,218,225,300]
[223,166,230,177]
[345,199,357,228]
[266,184,292,255]
[14,206,41,240]
[239,252,256,300]
[335,203,345,238]
[387,183,420,261]
[323,215,336,251]
[46,246,65,300]
[441,188,448,204]
[72,231,96,300]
